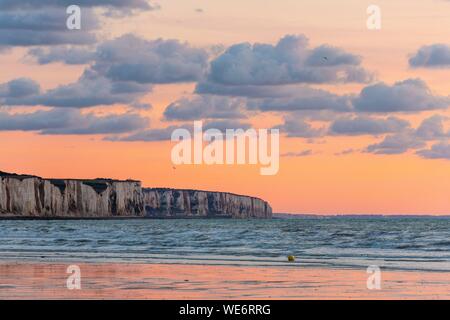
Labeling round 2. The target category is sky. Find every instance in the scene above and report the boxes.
[0,0,450,214]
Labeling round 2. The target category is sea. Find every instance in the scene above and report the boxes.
[0,217,449,272]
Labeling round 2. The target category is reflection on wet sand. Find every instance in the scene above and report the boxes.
[1,263,450,299]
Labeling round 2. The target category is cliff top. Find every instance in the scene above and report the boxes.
[0,171,38,180]
[143,187,269,204]
[0,171,140,183]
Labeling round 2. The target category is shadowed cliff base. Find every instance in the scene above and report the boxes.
[0,171,272,219]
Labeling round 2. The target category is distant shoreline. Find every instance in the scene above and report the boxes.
[273,213,450,218]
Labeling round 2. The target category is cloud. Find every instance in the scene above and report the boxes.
[366,132,426,155]
[42,112,148,135]
[0,108,149,134]
[0,0,156,10]
[199,77,447,115]
[409,44,450,68]
[106,125,181,142]
[0,8,96,30]
[131,102,153,110]
[4,34,212,108]
[305,45,362,67]
[203,120,251,132]
[0,1,159,48]
[417,142,450,160]
[11,34,212,108]
[353,79,450,112]
[0,108,69,131]
[163,95,247,121]
[415,115,450,140]
[335,148,355,156]
[329,116,410,136]
[27,34,209,83]
[0,78,41,98]
[247,86,353,112]
[362,115,449,157]
[0,71,151,108]
[203,34,372,87]
[0,8,97,46]
[107,120,251,142]
[92,34,209,84]
[282,149,313,157]
[195,82,305,98]
[27,47,95,65]
[35,74,150,108]
[275,117,325,138]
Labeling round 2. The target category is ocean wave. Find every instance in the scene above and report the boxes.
[0,217,449,272]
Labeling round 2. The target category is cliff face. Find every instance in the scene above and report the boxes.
[0,172,272,219]
[143,188,272,219]
[0,172,143,218]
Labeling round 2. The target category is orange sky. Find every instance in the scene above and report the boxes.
[0,0,450,214]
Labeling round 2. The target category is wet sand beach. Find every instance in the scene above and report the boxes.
[1,262,449,299]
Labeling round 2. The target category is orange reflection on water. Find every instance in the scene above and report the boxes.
[1,262,450,300]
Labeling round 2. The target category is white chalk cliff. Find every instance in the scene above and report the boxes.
[0,171,272,219]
